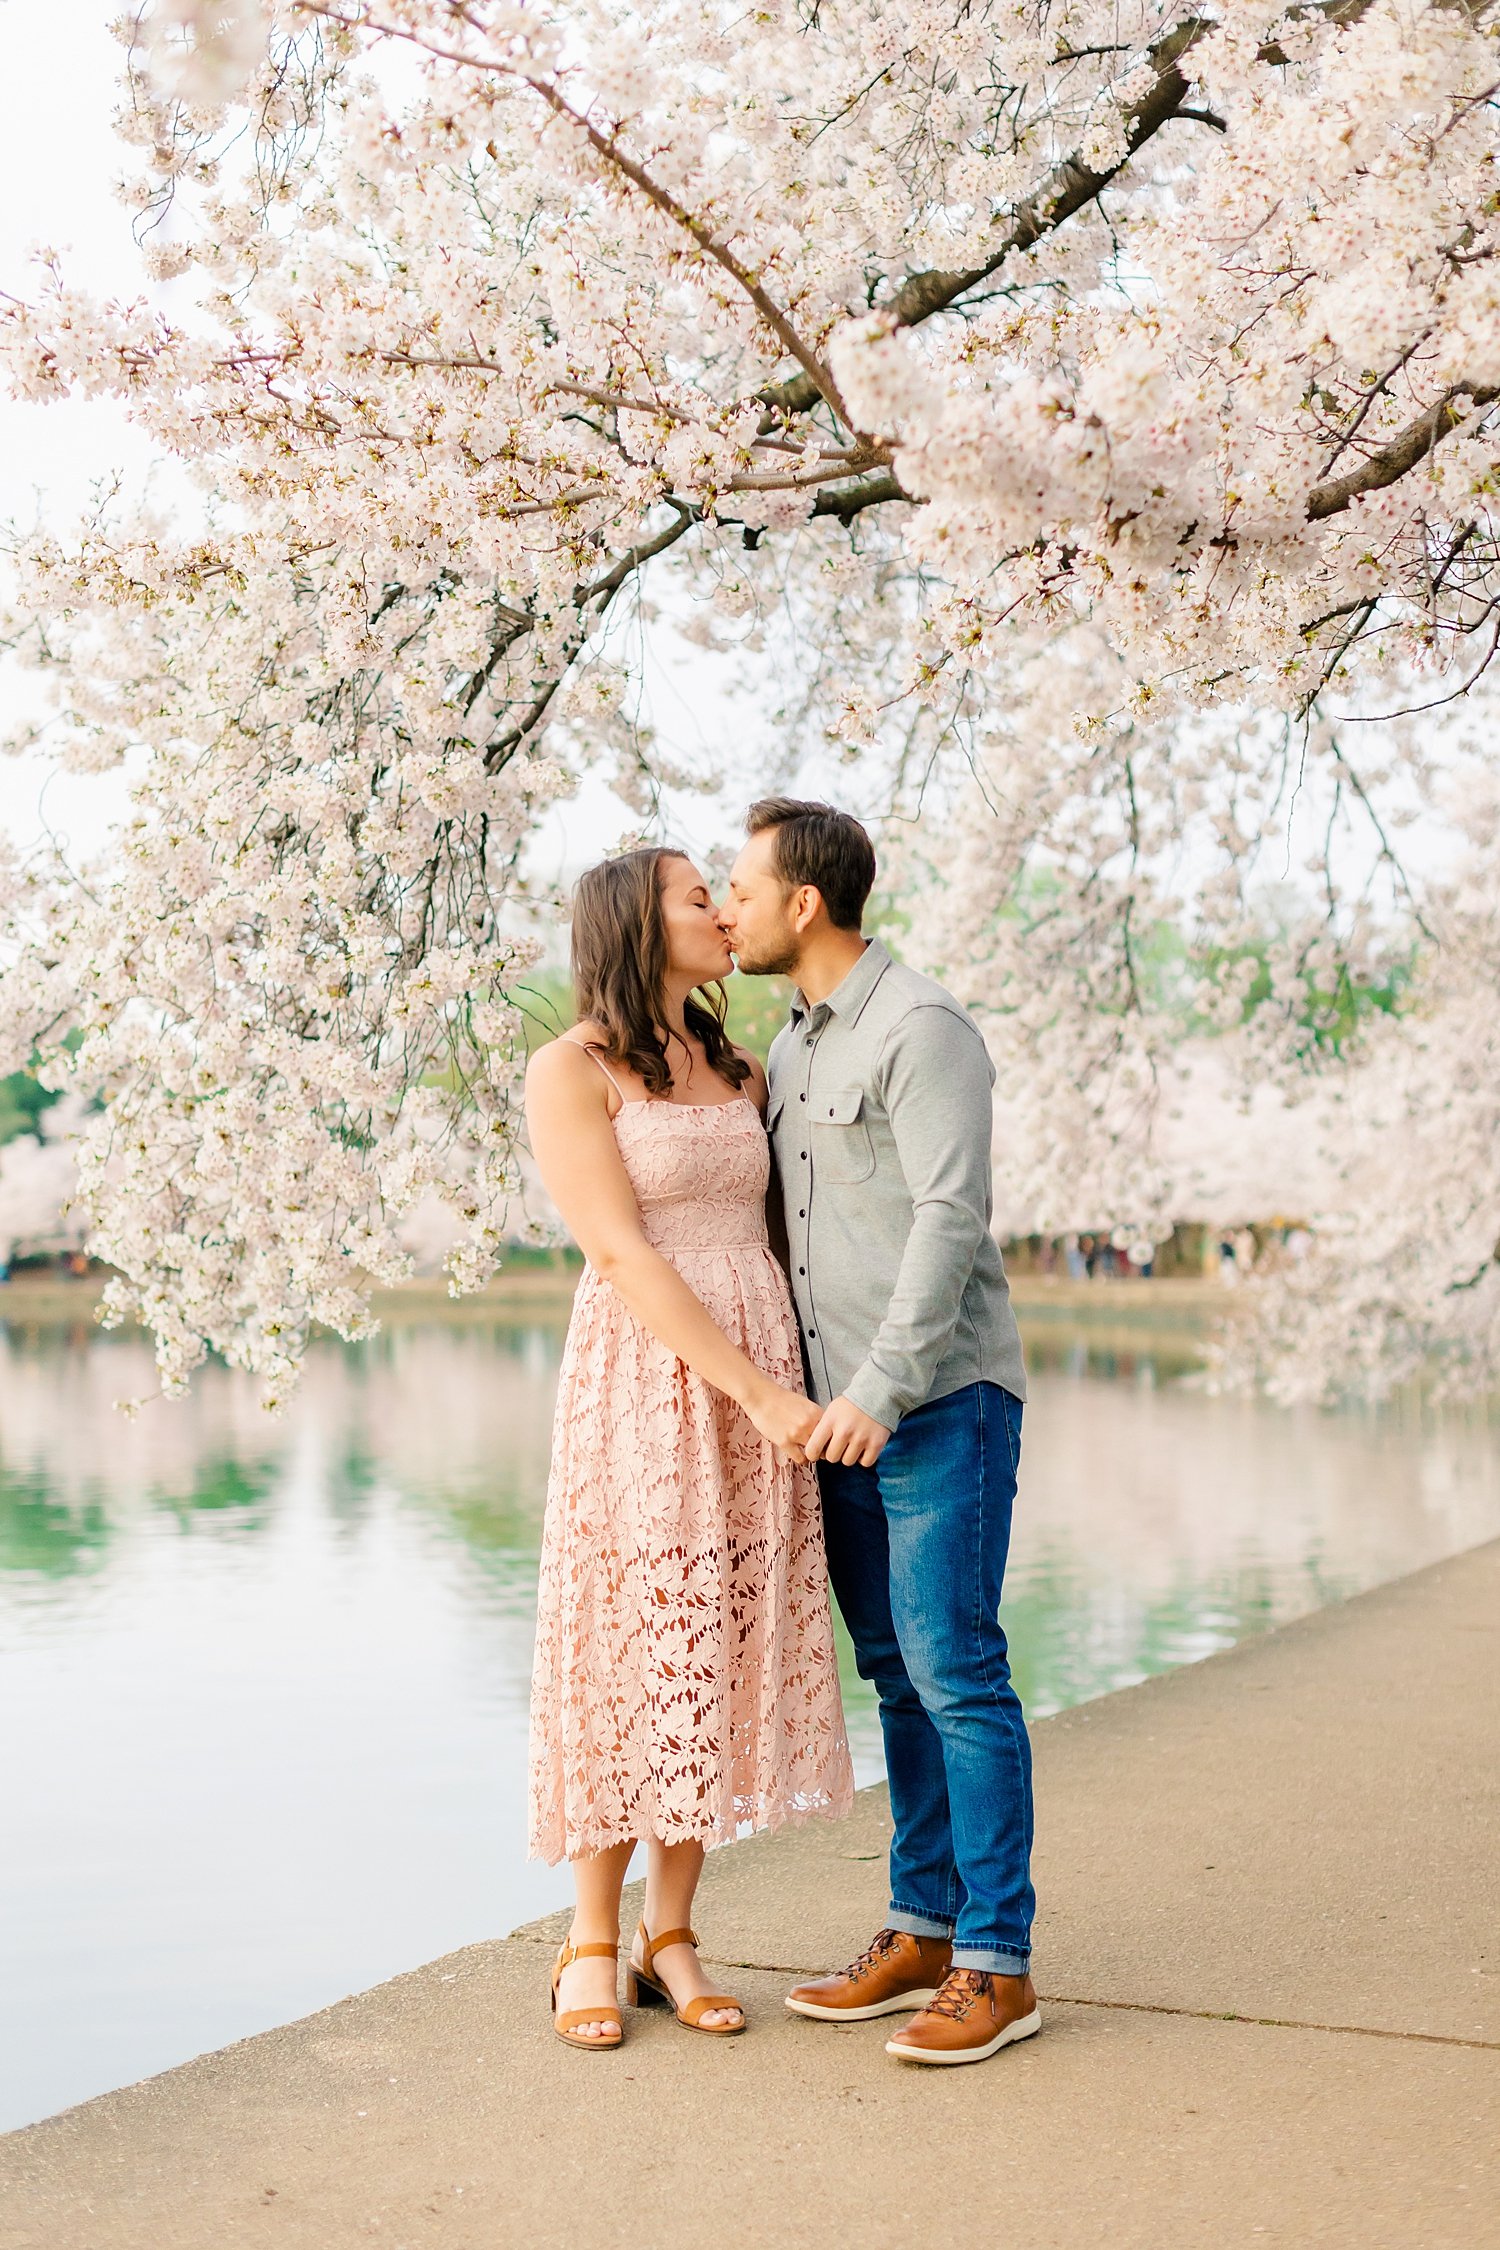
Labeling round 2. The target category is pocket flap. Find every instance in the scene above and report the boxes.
[822,1085,865,1125]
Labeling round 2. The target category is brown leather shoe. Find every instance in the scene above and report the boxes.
[885,1967,1041,2065]
[785,1928,952,2022]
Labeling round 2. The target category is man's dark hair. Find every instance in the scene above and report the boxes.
[745,797,876,932]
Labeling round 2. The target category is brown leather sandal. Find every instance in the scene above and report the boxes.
[550,1939,623,2051]
[624,1924,746,2034]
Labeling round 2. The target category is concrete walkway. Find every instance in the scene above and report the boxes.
[4,1541,1497,2250]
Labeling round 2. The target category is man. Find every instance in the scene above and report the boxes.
[719,797,1039,2069]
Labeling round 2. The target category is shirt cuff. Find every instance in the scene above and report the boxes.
[842,1361,905,1433]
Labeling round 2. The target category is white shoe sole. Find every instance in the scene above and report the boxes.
[785,1987,941,2023]
[886,2005,1043,2064]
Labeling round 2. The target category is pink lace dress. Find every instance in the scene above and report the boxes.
[526,1083,854,1864]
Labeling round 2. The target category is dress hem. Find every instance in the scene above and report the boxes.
[525,1774,856,1869]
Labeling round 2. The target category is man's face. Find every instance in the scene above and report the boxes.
[719,828,802,978]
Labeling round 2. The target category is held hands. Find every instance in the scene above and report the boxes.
[804,1395,893,1469]
[745,1380,822,1464]
[744,1381,894,1470]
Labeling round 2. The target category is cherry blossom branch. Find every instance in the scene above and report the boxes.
[457,500,701,773]
[1306,384,1500,520]
[810,469,911,524]
[295,0,854,427]
[574,500,699,613]
[759,4,1374,427]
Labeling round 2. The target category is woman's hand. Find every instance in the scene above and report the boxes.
[744,1378,821,1464]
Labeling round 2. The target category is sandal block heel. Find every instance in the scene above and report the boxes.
[623,1962,666,2007]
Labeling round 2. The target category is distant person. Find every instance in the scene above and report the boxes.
[1064,1232,1086,1282]
[524,847,853,2053]
[719,799,1039,2070]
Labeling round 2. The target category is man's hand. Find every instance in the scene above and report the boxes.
[804,1395,893,1468]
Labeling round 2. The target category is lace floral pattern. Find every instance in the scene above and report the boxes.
[527,1096,854,1864]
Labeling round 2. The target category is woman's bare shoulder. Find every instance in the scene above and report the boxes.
[526,1028,608,1094]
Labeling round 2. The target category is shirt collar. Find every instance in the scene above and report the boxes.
[789,938,891,1027]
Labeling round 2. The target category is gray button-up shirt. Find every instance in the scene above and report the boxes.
[766,939,1027,1430]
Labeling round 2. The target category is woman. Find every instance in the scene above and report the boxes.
[525,846,853,2049]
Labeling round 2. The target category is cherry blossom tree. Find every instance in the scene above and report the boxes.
[2,0,1497,1400]
[0,1094,90,1272]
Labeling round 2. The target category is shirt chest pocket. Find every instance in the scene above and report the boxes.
[811,1084,875,1186]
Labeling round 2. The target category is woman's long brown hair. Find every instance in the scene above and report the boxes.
[569,846,751,1097]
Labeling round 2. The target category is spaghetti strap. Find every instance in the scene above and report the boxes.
[582,1045,632,1108]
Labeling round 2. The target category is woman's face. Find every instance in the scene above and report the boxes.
[658,854,735,985]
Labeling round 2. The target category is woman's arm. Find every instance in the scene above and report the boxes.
[525,1039,817,1459]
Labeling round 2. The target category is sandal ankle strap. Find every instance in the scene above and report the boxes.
[558,1939,619,1966]
[637,1923,699,1969]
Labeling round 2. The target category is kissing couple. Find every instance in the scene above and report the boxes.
[525,798,1036,2068]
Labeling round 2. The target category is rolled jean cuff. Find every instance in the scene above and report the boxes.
[886,1904,954,1940]
[950,1947,1030,1975]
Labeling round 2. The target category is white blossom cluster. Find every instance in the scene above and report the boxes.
[2,0,1498,1400]
[0,1094,91,1269]
[1211,761,1500,1401]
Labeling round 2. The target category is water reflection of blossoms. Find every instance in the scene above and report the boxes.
[4,1315,1496,1718]
[0,1319,558,1574]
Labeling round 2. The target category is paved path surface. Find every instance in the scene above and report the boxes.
[4,1541,1496,2250]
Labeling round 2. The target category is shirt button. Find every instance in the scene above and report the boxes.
[798,1266,806,1275]
[808,1329,816,1340]
[799,1092,806,1102]
[800,1150,808,1160]
[798,1208,806,1218]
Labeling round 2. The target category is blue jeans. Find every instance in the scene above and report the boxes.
[817,1381,1035,1973]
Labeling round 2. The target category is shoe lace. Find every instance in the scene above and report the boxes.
[847,1928,904,1982]
[925,1969,992,2022]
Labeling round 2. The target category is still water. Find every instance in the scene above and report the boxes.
[3,1293,1498,2132]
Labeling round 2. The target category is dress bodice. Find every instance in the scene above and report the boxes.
[611,1096,770,1255]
